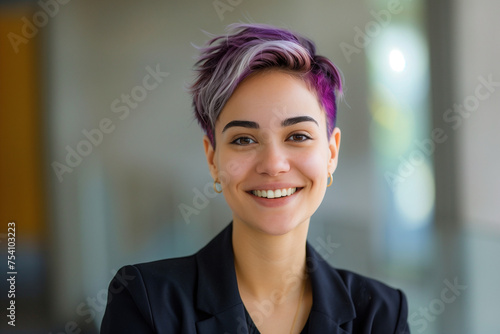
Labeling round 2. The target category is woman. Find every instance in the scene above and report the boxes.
[101,23,410,334]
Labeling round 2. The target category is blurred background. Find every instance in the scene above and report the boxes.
[0,0,499,333]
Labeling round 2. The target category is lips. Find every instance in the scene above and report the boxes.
[251,187,298,199]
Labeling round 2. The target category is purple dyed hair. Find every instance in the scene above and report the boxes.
[190,23,343,146]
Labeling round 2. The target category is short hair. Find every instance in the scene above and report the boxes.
[190,23,343,146]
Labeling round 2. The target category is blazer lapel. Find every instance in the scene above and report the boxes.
[307,311,352,334]
[305,243,356,333]
[195,304,248,334]
[194,223,249,334]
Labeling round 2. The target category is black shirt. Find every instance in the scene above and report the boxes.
[244,306,310,334]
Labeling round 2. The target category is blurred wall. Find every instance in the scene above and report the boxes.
[455,0,500,331]
[455,0,500,232]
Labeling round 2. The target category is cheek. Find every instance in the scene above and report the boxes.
[295,147,329,181]
[217,151,256,185]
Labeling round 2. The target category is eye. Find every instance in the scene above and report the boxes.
[231,136,256,146]
[287,133,311,142]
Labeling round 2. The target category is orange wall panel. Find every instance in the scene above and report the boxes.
[0,6,44,239]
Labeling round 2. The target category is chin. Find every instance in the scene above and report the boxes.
[251,216,308,237]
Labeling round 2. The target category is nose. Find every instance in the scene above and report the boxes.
[255,143,290,176]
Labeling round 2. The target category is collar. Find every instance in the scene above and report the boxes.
[194,223,356,333]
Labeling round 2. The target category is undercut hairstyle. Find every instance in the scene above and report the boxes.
[190,23,343,146]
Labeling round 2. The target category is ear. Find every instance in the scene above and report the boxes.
[327,127,341,174]
[203,135,219,180]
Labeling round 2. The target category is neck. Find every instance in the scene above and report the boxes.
[232,219,310,300]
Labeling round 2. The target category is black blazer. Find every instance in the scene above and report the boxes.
[101,223,410,333]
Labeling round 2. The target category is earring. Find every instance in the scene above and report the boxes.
[327,172,333,187]
[213,179,222,193]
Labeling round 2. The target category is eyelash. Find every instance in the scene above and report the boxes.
[230,133,312,146]
[231,137,256,146]
[288,133,312,142]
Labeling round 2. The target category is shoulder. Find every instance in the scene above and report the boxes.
[127,254,200,305]
[335,268,406,309]
[334,269,402,307]
[101,255,200,333]
[335,268,410,333]
[306,243,409,333]
[307,243,408,321]
[106,224,232,310]
[133,254,198,286]
[101,224,234,333]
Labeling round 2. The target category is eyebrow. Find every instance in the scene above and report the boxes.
[222,116,318,133]
[222,120,259,133]
[281,116,318,127]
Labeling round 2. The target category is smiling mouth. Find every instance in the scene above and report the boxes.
[250,187,299,199]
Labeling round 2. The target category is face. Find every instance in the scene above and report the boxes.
[204,70,341,236]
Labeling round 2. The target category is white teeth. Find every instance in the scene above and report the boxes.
[252,187,297,198]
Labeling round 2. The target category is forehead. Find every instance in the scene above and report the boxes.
[217,70,326,126]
